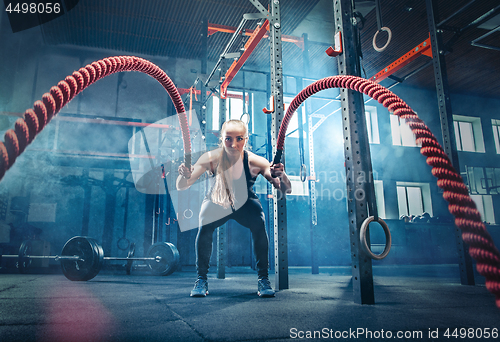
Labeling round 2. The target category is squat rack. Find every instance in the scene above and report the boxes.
[202,0,290,289]
[193,0,494,304]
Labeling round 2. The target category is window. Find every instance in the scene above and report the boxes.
[365,106,380,144]
[282,97,306,139]
[470,194,495,224]
[465,166,500,195]
[211,91,246,130]
[287,175,309,196]
[342,179,385,218]
[390,114,418,147]
[453,115,485,153]
[373,180,386,218]
[212,96,220,130]
[284,76,297,94]
[492,119,500,154]
[454,121,475,151]
[227,94,244,121]
[396,182,433,217]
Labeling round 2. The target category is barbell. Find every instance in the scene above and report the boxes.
[1,236,180,281]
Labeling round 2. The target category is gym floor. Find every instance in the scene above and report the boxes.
[1,265,499,342]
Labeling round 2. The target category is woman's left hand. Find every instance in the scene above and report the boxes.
[269,162,292,194]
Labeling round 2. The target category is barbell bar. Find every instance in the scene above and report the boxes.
[1,255,83,261]
[2,236,180,281]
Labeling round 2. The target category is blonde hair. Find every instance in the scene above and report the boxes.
[210,119,248,208]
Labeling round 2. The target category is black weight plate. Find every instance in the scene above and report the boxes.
[60,236,103,281]
[147,242,179,276]
[86,237,104,280]
[126,242,135,275]
[18,240,32,274]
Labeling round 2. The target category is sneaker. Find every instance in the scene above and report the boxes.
[257,277,275,297]
[190,278,209,297]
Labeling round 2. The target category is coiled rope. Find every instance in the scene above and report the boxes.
[0,56,191,181]
[275,75,500,308]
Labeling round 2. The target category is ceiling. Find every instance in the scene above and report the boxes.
[359,0,500,98]
[38,0,500,98]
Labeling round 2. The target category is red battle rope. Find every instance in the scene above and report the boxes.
[275,75,500,308]
[0,56,191,180]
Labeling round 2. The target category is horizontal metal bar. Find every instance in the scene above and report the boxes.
[387,59,434,86]
[437,0,477,28]
[2,254,162,262]
[370,36,432,83]
[243,12,267,20]
[471,24,500,50]
[225,85,267,93]
[3,254,82,261]
[471,41,500,51]
[220,19,269,98]
[205,18,248,87]
[103,257,160,261]
[462,5,500,32]
[56,255,83,261]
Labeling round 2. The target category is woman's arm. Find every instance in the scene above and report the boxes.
[270,163,292,194]
[249,152,292,194]
[176,150,218,190]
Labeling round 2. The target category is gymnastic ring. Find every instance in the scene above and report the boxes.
[300,164,307,182]
[359,216,391,260]
[183,209,193,219]
[240,113,250,125]
[372,27,392,52]
[117,237,130,251]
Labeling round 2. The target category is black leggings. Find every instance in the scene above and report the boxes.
[196,197,269,279]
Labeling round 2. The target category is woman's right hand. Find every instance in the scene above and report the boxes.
[178,163,192,179]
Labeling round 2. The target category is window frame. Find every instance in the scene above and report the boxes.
[365,105,380,144]
[390,113,419,147]
[452,115,485,153]
[491,119,500,154]
[470,194,496,224]
[396,181,433,217]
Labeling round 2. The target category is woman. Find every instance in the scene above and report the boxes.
[177,119,292,297]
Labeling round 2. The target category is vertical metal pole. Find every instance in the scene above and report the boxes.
[81,168,91,236]
[266,74,275,272]
[144,194,154,253]
[102,170,116,257]
[426,0,475,286]
[334,0,375,304]
[243,70,257,271]
[217,59,227,279]
[301,33,319,275]
[307,114,319,275]
[168,173,178,248]
[269,0,288,290]
[200,18,208,139]
[158,193,164,242]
